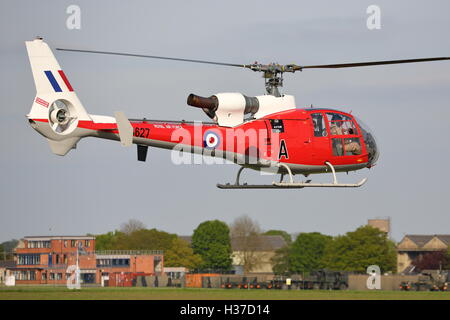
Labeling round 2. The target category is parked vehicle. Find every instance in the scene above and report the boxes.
[413,270,449,291]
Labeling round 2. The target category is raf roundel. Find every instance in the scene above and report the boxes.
[203,131,221,149]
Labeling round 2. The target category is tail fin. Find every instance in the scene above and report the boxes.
[25,37,90,121]
[26,38,92,155]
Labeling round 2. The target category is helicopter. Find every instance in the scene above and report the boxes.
[25,38,450,189]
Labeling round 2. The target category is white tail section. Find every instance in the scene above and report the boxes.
[26,38,96,156]
[25,38,90,121]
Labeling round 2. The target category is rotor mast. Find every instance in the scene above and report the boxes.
[246,62,299,96]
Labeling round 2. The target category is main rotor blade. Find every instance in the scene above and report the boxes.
[296,57,450,70]
[56,48,248,68]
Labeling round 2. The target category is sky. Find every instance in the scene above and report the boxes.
[1,0,449,243]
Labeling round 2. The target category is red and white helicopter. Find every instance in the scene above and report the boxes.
[25,38,450,189]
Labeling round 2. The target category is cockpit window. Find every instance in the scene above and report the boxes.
[332,138,362,156]
[326,112,358,136]
[354,116,379,165]
[311,113,327,137]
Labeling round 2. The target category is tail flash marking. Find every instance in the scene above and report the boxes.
[58,70,74,91]
[35,97,49,108]
[44,70,62,92]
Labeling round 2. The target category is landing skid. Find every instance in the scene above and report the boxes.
[217,162,367,189]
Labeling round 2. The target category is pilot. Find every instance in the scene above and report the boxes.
[330,114,344,135]
[344,139,362,155]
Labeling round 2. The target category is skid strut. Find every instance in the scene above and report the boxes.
[217,162,367,189]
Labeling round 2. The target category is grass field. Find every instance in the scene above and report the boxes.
[1,286,450,300]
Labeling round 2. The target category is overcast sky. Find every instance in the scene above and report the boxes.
[1,0,449,243]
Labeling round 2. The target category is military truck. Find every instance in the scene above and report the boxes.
[413,270,449,291]
[297,270,349,290]
[267,270,349,290]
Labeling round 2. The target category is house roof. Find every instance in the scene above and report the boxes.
[23,236,95,241]
[400,234,450,248]
[433,235,450,245]
[179,235,286,252]
[404,235,434,247]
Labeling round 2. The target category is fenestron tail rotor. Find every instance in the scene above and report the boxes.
[48,99,77,134]
[56,47,450,96]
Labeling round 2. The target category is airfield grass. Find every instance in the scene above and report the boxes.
[0,286,450,300]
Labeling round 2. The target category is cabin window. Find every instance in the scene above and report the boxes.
[332,139,344,156]
[311,113,327,137]
[332,138,362,156]
[326,113,358,136]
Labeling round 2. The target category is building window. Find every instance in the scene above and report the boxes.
[18,254,41,265]
[57,273,62,280]
[85,240,90,248]
[42,272,47,281]
[49,273,55,280]
[64,240,68,248]
[96,258,130,268]
[27,241,50,249]
[71,240,76,247]
[13,270,36,281]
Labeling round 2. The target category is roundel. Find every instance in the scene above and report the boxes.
[203,131,221,149]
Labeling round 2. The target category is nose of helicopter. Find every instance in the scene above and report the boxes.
[366,133,379,167]
[354,117,379,167]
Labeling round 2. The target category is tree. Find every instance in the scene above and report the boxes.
[447,247,450,269]
[115,228,176,251]
[120,219,146,235]
[289,232,332,274]
[411,251,449,271]
[230,215,264,273]
[164,238,203,269]
[94,231,121,250]
[271,245,291,275]
[192,220,232,271]
[263,230,292,244]
[0,239,18,260]
[323,225,397,273]
[0,243,4,261]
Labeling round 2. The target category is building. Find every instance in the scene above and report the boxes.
[368,218,390,234]
[9,235,164,285]
[231,235,286,273]
[397,234,450,273]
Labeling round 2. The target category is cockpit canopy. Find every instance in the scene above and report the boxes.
[310,110,379,167]
[354,116,379,167]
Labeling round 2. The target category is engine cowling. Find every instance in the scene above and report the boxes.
[187,92,295,127]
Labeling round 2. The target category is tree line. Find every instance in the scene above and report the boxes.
[2,217,449,274]
[93,216,403,274]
